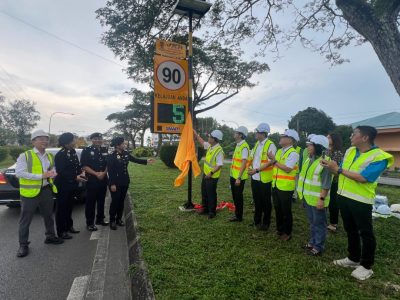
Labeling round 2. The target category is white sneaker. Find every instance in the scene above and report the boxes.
[333,257,360,268]
[351,266,374,281]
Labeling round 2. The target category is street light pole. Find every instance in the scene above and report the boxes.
[48,112,75,135]
[173,0,212,210]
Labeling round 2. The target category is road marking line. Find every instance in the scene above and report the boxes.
[90,226,105,240]
[67,275,90,300]
[84,195,111,300]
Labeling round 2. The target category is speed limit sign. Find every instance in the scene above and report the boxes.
[153,55,189,134]
[156,61,186,91]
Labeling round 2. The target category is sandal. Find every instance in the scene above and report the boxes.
[327,224,338,232]
[302,243,313,250]
[307,248,321,256]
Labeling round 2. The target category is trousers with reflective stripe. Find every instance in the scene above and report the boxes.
[297,156,330,207]
[248,139,274,183]
[272,147,298,191]
[204,145,224,179]
[19,150,57,198]
[230,141,250,180]
[338,146,393,204]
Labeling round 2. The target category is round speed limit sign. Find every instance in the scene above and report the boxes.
[156,61,186,91]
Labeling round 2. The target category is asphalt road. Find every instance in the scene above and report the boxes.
[0,197,130,300]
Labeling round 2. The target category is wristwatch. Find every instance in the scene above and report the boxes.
[210,171,214,175]
[256,169,260,173]
[338,167,343,175]
[319,197,325,201]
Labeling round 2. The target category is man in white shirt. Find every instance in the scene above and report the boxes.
[194,130,224,219]
[268,129,300,241]
[15,130,63,258]
[248,123,277,230]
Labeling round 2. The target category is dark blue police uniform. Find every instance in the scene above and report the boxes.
[81,145,109,228]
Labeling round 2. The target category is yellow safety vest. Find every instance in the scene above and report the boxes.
[230,141,250,180]
[338,147,393,204]
[297,156,331,207]
[19,150,58,198]
[248,139,275,183]
[272,147,298,191]
[203,144,224,179]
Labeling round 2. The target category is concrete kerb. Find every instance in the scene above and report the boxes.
[124,193,155,300]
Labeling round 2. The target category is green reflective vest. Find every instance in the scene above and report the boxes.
[230,141,250,180]
[338,146,393,205]
[20,150,58,198]
[203,144,224,179]
[297,156,331,207]
[249,139,275,183]
[272,147,298,191]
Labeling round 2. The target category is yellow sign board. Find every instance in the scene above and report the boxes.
[152,55,189,134]
[156,39,186,59]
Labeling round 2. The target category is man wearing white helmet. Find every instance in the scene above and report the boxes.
[247,123,277,230]
[268,129,300,241]
[228,126,250,222]
[194,129,224,219]
[297,135,332,256]
[15,130,64,257]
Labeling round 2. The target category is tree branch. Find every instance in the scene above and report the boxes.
[194,91,239,115]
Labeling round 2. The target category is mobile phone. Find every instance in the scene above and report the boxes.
[321,150,326,160]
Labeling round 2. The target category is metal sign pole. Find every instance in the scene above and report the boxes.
[184,11,194,209]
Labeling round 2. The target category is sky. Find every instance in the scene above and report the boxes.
[0,0,399,138]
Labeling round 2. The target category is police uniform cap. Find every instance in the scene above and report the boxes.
[58,132,74,147]
[90,132,103,139]
[111,136,124,147]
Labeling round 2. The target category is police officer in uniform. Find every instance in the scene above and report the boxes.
[54,132,87,239]
[107,137,154,230]
[81,132,109,231]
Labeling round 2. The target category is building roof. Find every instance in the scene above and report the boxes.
[352,112,400,129]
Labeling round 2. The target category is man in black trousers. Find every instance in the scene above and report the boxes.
[81,132,109,231]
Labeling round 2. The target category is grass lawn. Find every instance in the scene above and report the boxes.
[129,161,400,299]
[0,155,15,170]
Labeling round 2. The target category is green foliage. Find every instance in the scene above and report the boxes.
[288,107,336,136]
[8,146,29,161]
[129,161,400,299]
[159,144,178,168]
[132,147,154,158]
[331,125,353,150]
[0,147,8,162]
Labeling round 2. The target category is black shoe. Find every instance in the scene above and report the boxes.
[110,222,117,230]
[228,216,242,222]
[60,232,73,239]
[17,246,29,257]
[96,220,109,226]
[208,213,216,219]
[44,236,64,244]
[257,225,269,231]
[87,225,98,231]
[68,227,80,234]
[116,220,125,226]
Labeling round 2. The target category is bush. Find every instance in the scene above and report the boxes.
[160,144,206,168]
[8,146,29,161]
[160,144,178,168]
[132,147,154,158]
[0,147,8,162]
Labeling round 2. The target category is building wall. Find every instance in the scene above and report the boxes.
[375,129,400,169]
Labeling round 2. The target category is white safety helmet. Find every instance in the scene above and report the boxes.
[255,123,270,134]
[281,129,299,142]
[307,135,329,149]
[307,134,316,141]
[235,126,248,137]
[210,129,223,141]
[31,129,49,140]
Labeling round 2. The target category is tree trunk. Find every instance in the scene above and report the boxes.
[156,133,163,156]
[336,0,400,96]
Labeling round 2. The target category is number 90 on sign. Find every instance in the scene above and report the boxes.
[156,61,186,91]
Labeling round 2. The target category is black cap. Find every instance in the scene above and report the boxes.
[110,136,124,147]
[58,132,74,147]
[90,132,102,139]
